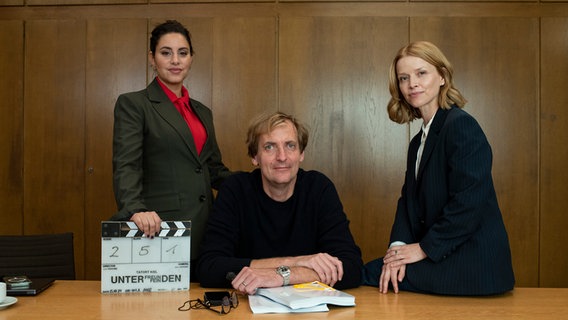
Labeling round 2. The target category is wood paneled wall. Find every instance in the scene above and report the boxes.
[1,1,567,288]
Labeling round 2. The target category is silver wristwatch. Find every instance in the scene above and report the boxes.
[276,265,291,286]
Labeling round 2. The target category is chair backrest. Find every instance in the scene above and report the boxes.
[0,232,75,280]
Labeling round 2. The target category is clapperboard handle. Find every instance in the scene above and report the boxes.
[101,221,191,238]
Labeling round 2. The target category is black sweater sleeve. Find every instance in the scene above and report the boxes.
[196,170,363,289]
[196,173,251,287]
[310,173,363,289]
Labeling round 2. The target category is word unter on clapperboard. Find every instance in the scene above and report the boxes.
[101,221,191,294]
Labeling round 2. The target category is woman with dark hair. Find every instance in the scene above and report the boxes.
[363,41,514,296]
[110,20,233,273]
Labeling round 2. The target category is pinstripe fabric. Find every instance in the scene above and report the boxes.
[364,106,515,296]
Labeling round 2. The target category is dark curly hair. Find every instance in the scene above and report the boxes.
[149,20,194,56]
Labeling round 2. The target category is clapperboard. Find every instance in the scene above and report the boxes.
[101,221,191,294]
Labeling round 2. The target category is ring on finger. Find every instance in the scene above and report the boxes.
[241,282,247,287]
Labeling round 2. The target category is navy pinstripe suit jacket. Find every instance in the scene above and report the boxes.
[391,107,515,295]
[389,105,514,295]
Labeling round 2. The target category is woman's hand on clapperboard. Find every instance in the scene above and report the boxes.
[131,211,162,238]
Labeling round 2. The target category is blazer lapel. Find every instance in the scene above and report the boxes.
[408,131,421,181]
[405,132,423,237]
[147,79,201,162]
[188,99,212,161]
[416,107,452,179]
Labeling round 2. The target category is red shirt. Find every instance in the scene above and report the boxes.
[156,78,207,155]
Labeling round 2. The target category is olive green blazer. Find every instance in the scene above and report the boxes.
[111,78,232,260]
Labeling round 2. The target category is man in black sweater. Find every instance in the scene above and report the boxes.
[197,112,362,293]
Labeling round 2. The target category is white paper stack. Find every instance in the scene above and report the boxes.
[248,281,356,314]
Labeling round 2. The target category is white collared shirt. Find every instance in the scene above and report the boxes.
[415,115,435,179]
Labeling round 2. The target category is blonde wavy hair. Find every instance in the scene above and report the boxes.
[387,41,467,124]
[246,112,309,158]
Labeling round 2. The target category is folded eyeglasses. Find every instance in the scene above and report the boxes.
[178,291,239,315]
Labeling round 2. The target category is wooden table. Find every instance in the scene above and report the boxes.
[0,281,567,319]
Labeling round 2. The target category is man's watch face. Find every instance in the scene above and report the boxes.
[276,266,291,286]
[277,266,290,274]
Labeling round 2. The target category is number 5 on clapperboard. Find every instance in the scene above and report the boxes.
[100,221,191,294]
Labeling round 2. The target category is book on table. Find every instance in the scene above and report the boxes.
[249,281,355,314]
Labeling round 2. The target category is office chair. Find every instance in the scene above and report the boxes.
[0,232,75,280]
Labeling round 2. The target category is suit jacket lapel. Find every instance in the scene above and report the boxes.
[405,132,423,237]
[408,132,421,182]
[188,99,212,161]
[147,79,201,162]
[416,106,452,180]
